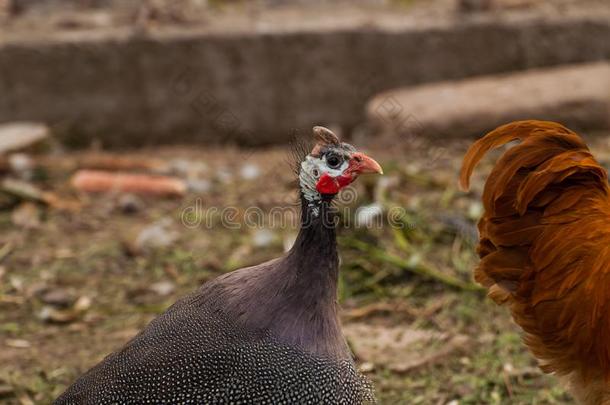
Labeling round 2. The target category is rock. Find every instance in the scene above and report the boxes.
[252,229,275,248]
[215,168,233,184]
[38,295,90,323]
[239,163,261,180]
[117,193,144,214]
[38,288,76,308]
[367,62,610,139]
[149,281,175,296]
[134,218,179,252]
[8,153,35,178]
[0,122,49,154]
[355,203,384,228]
[187,178,211,193]
[39,306,79,324]
[169,158,208,177]
[73,295,93,312]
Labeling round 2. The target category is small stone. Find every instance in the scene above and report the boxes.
[118,194,144,214]
[169,159,208,176]
[240,163,261,180]
[149,281,175,296]
[187,178,211,193]
[135,219,179,252]
[252,229,275,248]
[8,153,34,178]
[216,168,233,184]
[0,122,49,154]
[73,296,93,312]
[39,288,76,308]
[39,306,78,324]
[355,203,384,228]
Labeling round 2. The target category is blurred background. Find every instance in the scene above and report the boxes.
[1,0,609,403]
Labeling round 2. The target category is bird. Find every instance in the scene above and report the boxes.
[460,120,610,405]
[55,126,382,405]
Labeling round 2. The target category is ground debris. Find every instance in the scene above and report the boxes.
[71,170,186,197]
[344,323,469,374]
[0,178,78,211]
[38,295,92,324]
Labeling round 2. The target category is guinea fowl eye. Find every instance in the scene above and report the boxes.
[326,154,342,169]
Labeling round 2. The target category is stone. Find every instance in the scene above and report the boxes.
[367,62,610,139]
[0,122,49,154]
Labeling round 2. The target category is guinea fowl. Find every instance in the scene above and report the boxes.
[55,126,382,405]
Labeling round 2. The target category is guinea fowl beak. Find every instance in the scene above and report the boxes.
[350,152,384,175]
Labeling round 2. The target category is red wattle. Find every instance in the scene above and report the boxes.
[316,174,340,194]
[316,174,354,195]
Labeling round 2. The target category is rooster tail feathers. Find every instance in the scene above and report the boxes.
[460,120,588,187]
[460,120,608,211]
[461,120,610,387]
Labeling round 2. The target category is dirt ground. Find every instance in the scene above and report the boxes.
[3,129,610,404]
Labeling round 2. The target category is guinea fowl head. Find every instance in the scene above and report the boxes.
[298,126,383,217]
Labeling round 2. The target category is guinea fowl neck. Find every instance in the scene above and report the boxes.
[286,194,340,295]
[217,193,346,358]
[265,193,344,357]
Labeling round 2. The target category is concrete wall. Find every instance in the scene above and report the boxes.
[1,12,609,146]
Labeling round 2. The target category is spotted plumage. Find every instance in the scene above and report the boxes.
[55,304,373,404]
[55,127,381,405]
